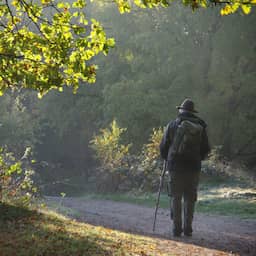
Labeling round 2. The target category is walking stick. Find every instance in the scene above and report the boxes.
[153,160,167,232]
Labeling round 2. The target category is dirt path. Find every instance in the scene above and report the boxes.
[46,197,256,256]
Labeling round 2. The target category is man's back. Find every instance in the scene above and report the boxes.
[160,111,210,172]
[159,98,210,237]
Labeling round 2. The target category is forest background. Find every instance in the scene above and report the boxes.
[0,0,256,196]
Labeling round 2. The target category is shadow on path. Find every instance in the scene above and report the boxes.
[0,203,111,256]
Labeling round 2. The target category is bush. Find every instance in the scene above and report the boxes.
[90,120,132,192]
[138,127,164,191]
[201,146,255,186]
[90,124,166,193]
[0,147,38,207]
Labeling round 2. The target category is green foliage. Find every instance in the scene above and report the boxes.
[142,127,163,164]
[95,3,256,161]
[114,0,256,15]
[0,1,255,195]
[0,0,253,96]
[138,127,164,191]
[0,0,115,96]
[0,147,37,207]
[90,125,163,192]
[90,120,131,171]
[90,120,132,191]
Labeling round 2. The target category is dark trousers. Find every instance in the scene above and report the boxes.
[169,170,200,234]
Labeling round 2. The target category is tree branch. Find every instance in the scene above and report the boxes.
[5,0,19,31]
[209,0,254,5]
[19,0,53,43]
[21,0,53,25]
[0,53,46,65]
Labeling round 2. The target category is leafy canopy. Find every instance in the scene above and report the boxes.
[0,0,115,97]
[0,0,255,96]
[114,0,256,15]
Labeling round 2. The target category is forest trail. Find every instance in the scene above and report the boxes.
[46,196,256,256]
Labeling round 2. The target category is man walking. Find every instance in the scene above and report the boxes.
[160,98,210,237]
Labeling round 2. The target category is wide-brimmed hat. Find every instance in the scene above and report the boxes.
[176,98,198,113]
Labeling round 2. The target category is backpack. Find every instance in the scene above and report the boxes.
[170,118,203,159]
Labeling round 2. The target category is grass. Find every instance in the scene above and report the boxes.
[46,198,82,218]
[0,203,231,256]
[196,198,256,218]
[196,183,256,218]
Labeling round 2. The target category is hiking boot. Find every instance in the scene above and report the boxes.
[184,231,192,237]
[173,231,182,237]
[173,228,182,237]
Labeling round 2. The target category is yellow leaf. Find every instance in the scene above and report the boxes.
[37,92,43,99]
[241,4,251,14]
[221,5,232,15]
[221,3,240,15]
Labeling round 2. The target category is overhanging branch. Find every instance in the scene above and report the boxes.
[209,0,254,5]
